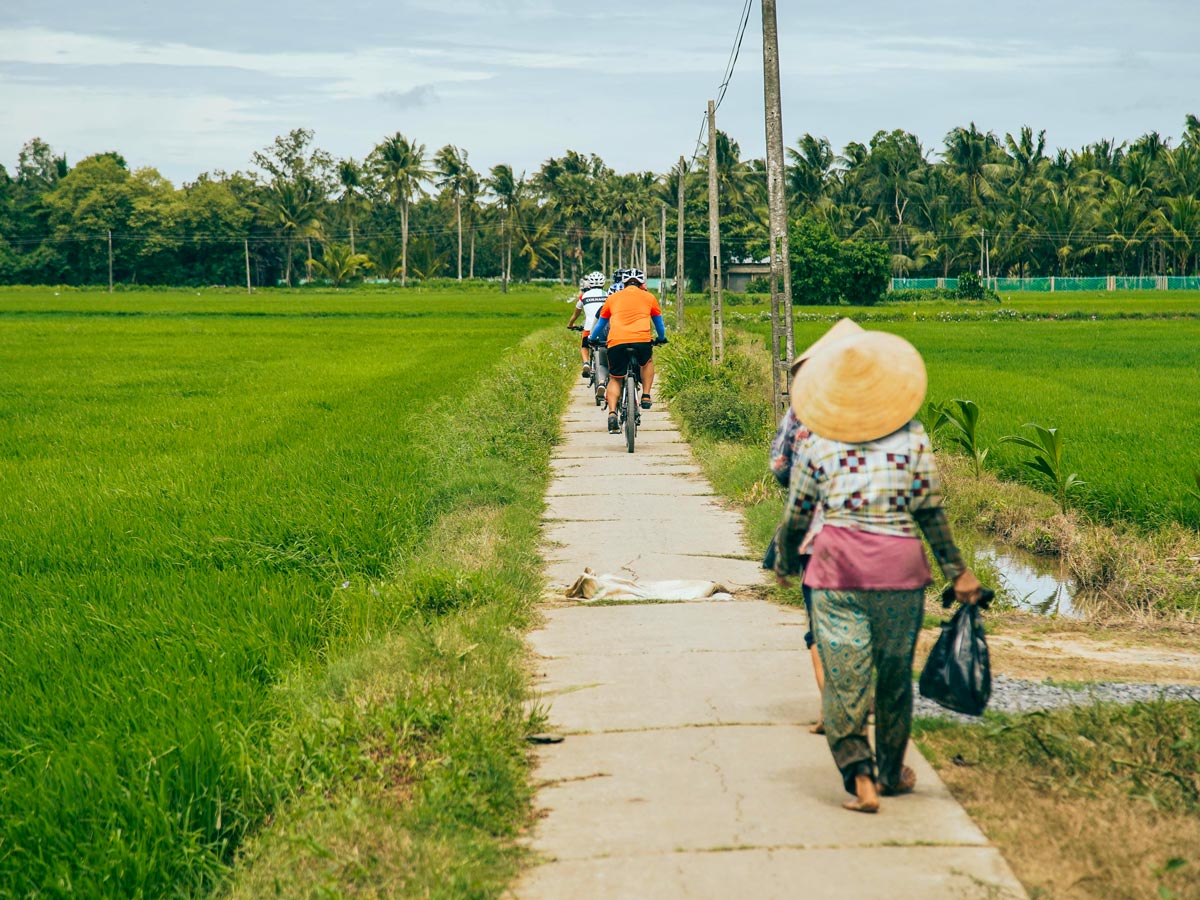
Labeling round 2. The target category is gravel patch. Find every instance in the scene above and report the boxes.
[915,673,1200,723]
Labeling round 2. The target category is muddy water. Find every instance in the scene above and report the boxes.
[972,539,1082,618]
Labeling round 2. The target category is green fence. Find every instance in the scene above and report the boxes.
[891,275,1200,292]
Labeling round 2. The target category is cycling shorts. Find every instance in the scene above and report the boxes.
[581,330,591,349]
[607,342,653,375]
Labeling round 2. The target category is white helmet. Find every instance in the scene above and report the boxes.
[623,267,646,285]
[584,271,605,289]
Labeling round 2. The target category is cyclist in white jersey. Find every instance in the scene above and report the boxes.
[566,271,610,387]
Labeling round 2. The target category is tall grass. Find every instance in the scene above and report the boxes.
[0,290,565,896]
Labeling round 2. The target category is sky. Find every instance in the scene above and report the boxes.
[2,0,1199,185]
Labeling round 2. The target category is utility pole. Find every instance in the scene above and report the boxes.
[707,99,724,364]
[501,218,508,293]
[244,238,252,294]
[107,230,114,293]
[676,156,686,331]
[980,228,985,276]
[762,0,793,416]
[659,203,667,304]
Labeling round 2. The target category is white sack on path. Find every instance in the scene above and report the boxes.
[566,567,734,602]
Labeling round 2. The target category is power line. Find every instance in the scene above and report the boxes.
[688,0,756,170]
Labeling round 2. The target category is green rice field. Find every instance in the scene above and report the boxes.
[0,287,569,897]
[736,293,1200,530]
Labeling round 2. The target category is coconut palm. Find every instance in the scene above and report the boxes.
[487,164,524,289]
[308,242,371,287]
[370,132,430,286]
[256,178,322,287]
[434,144,469,280]
[336,159,364,254]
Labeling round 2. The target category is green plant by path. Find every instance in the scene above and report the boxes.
[1000,423,1086,513]
[935,399,990,477]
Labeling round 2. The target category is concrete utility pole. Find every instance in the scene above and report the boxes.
[642,218,649,273]
[244,238,252,294]
[762,0,794,416]
[676,156,686,332]
[107,230,114,293]
[707,99,724,364]
[659,202,667,305]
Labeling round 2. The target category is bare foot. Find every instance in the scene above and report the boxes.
[843,773,880,813]
[879,765,917,796]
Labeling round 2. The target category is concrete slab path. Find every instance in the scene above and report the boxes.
[518,376,1026,899]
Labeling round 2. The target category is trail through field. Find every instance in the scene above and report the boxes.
[519,378,1027,898]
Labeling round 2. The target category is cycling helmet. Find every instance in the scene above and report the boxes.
[584,271,606,289]
[623,267,646,285]
[606,282,622,295]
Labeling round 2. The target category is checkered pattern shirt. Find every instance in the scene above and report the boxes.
[776,420,965,579]
[769,408,810,488]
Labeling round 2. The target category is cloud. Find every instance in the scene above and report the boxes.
[0,27,490,100]
[378,84,436,110]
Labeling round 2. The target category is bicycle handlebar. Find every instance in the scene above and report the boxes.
[568,325,584,331]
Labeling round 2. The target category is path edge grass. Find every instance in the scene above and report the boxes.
[218,328,574,899]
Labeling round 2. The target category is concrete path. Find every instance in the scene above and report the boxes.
[518,377,1026,899]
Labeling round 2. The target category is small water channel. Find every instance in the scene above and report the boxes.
[971,538,1082,618]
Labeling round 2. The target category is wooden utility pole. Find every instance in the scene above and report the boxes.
[501,218,508,293]
[659,203,667,304]
[762,0,793,415]
[707,99,724,364]
[676,156,686,331]
[107,230,114,293]
[642,218,649,273]
[244,238,252,294]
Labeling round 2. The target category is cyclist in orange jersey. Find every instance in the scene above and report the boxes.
[588,267,667,434]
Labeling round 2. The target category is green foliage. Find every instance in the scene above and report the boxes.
[743,275,771,294]
[1188,468,1200,505]
[1000,423,1086,512]
[956,272,986,300]
[936,399,990,477]
[0,289,567,896]
[673,381,768,443]
[789,215,890,306]
[657,329,769,444]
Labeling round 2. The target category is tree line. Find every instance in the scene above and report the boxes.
[3,116,1200,287]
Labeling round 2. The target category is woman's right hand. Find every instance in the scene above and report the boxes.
[953,569,983,605]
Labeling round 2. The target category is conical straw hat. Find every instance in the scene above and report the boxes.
[789,317,864,377]
[791,331,927,443]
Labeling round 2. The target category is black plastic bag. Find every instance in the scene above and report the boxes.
[918,587,994,717]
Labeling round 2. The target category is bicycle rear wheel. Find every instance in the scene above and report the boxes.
[623,370,638,453]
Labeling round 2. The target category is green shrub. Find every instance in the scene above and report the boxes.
[673,381,768,443]
[956,272,987,300]
[744,276,771,294]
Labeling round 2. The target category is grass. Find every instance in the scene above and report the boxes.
[914,703,1200,899]
[0,288,574,897]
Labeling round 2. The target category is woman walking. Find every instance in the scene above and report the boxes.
[773,330,981,813]
[769,318,863,735]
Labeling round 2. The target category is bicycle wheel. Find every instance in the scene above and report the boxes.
[623,369,638,453]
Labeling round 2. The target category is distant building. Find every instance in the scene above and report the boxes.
[701,262,772,292]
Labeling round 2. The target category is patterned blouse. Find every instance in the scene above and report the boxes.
[775,420,965,581]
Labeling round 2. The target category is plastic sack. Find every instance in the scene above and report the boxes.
[918,592,993,717]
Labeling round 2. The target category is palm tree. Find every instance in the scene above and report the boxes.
[308,242,371,287]
[487,164,524,289]
[256,178,322,286]
[943,123,1002,205]
[462,165,481,278]
[434,144,469,280]
[370,132,430,286]
[336,159,363,254]
[787,134,837,209]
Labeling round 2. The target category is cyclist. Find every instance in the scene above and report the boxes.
[588,267,667,434]
[566,271,609,381]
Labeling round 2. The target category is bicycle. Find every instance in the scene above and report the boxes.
[570,326,606,405]
[611,338,665,454]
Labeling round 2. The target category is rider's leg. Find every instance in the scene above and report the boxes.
[606,374,623,413]
[640,357,655,396]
